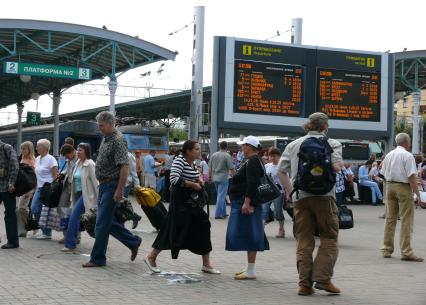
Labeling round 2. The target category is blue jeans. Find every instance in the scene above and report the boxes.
[30,187,51,236]
[90,181,141,266]
[335,191,345,207]
[262,194,284,221]
[124,185,131,198]
[214,180,229,218]
[0,191,19,246]
[65,192,84,249]
[360,180,382,204]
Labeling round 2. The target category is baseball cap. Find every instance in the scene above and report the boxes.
[237,135,261,149]
[308,112,328,125]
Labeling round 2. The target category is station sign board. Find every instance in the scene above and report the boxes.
[3,61,92,80]
[26,111,41,126]
[212,37,393,140]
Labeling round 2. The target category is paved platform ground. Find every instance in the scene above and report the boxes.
[0,201,425,305]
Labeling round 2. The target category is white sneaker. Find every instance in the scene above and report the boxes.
[36,234,52,240]
[28,230,40,239]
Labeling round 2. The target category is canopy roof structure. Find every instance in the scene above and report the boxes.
[0,19,177,107]
[394,50,426,94]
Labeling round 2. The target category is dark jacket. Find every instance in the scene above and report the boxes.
[229,155,263,203]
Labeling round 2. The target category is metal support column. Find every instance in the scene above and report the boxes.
[189,5,205,141]
[210,36,219,154]
[52,91,61,157]
[17,102,24,150]
[108,78,118,114]
[291,18,303,45]
[412,90,421,154]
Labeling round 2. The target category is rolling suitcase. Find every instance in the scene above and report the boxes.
[141,201,167,231]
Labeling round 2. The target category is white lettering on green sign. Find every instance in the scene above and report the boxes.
[2,61,91,80]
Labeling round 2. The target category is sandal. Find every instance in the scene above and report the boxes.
[234,271,256,280]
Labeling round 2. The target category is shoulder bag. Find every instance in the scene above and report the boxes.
[252,157,281,206]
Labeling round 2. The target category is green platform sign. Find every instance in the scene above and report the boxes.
[3,61,92,80]
[26,111,41,126]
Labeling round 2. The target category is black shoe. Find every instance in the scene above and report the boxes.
[131,237,142,261]
[1,243,18,249]
[132,214,142,229]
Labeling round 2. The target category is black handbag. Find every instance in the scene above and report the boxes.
[13,164,37,197]
[252,158,281,206]
[80,207,97,238]
[1,145,36,197]
[24,207,40,231]
[40,175,65,208]
[338,205,354,229]
[115,199,141,229]
[187,189,209,208]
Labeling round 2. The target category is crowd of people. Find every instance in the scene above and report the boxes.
[0,111,424,297]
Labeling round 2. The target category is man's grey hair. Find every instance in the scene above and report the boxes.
[96,111,116,124]
[37,138,51,151]
[395,133,411,146]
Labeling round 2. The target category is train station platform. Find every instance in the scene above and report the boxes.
[0,201,424,305]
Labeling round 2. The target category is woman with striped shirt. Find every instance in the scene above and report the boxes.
[144,140,220,274]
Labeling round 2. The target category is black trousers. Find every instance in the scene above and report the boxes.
[0,191,19,246]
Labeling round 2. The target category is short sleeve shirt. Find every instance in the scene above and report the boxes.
[35,154,58,188]
[278,131,342,201]
[143,154,156,174]
[208,151,234,183]
[95,130,129,181]
[380,146,417,183]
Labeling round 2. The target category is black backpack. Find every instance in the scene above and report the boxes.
[293,137,336,196]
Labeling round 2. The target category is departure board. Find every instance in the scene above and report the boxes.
[234,60,304,117]
[317,68,380,122]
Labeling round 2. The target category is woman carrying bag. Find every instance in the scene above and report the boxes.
[30,139,58,240]
[61,143,98,252]
[144,140,220,274]
[16,141,36,237]
[226,136,270,280]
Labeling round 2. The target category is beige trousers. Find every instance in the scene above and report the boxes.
[16,194,31,235]
[382,182,415,257]
[294,196,339,287]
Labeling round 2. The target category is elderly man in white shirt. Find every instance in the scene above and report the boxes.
[380,133,423,262]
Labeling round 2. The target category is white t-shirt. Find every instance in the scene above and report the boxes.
[35,154,58,187]
[199,160,209,176]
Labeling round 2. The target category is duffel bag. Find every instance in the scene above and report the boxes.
[338,205,354,229]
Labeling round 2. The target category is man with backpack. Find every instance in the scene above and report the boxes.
[277,112,342,296]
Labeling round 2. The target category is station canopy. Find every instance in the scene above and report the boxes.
[394,50,426,94]
[0,19,176,107]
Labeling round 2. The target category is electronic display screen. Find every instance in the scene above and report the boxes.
[317,68,380,122]
[342,142,370,160]
[234,60,304,117]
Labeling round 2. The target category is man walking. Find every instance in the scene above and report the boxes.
[0,140,19,249]
[278,112,342,296]
[209,141,235,219]
[380,133,423,262]
[82,111,141,267]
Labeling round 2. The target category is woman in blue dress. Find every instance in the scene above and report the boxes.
[226,136,270,280]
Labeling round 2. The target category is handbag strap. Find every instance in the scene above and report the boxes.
[255,156,267,177]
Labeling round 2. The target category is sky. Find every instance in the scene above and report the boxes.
[1,0,425,125]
